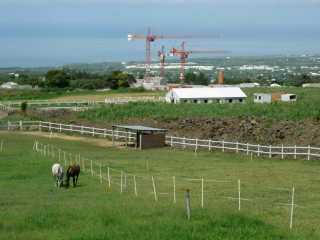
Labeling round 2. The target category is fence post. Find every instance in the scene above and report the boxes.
[59,123,62,133]
[112,129,115,146]
[90,160,93,176]
[289,186,295,230]
[81,126,84,135]
[92,127,95,137]
[269,145,272,158]
[100,163,102,184]
[238,179,241,211]
[19,120,22,131]
[170,136,173,148]
[208,140,212,152]
[294,145,297,160]
[257,144,260,157]
[308,145,311,161]
[183,137,186,149]
[7,121,10,131]
[152,176,158,201]
[0,140,3,152]
[107,167,111,188]
[195,139,198,154]
[120,171,123,193]
[58,149,61,162]
[173,176,176,204]
[246,143,249,155]
[185,189,191,220]
[38,121,41,132]
[134,175,137,196]
[201,177,204,208]
[64,151,66,167]
[222,140,225,152]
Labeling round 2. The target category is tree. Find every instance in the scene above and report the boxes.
[45,70,70,88]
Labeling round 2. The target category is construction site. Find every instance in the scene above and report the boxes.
[128,27,228,90]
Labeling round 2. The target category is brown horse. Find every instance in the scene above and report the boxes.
[65,164,80,188]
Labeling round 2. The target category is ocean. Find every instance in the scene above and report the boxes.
[0,34,319,68]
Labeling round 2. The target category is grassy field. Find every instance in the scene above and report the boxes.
[1,132,320,239]
[79,87,320,122]
[0,88,163,102]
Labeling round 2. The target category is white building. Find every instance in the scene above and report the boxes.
[302,83,320,88]
[254,93,272,103]
[0,82,19,89]
[281,94,297,102]
[254,93,297,103]
[165,87,247,104]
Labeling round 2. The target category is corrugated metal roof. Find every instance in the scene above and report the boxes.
[170,87,247,99]
[113,125,167,132]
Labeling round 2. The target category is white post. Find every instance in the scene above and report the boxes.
[152,176,158,201]
[257,144,260,157]
[7,121,10,131]
[0,140,3,152]
[107,167,111,188]
[183,137,186,149]
[170,136,173,148]
[294,145,297,160]
[81,126,83,135]
[195,139,198,154]
[269,145,272,158]
[19,120,22,131]
[201,177,204,208]
[92,127,95,137]
[208,140,212,152]
[290,186,295,230]
[308,145,311,161]
[173,176,176,204]
[238,179,241,211]
[64,151,66,167]
[100,163,102,184]
[120,171,123,193]
[58,149,61,162]
[90,160,93,176]
[246,143,249,155]
[59,123,62,133]
[222,140,225,152]
[282,144,284,159]
[134,175,137,196]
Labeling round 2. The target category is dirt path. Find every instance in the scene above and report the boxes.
[0,110,8,119]
[16,131,126,149]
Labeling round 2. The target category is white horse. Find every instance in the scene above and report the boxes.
[52,163,64,188]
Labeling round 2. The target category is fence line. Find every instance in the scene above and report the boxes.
[3,120,320,161]
[32,140,316,230]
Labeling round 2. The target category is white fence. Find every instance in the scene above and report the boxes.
[2,120,320,160]
[33,140,313,230]
[1,96,164,109]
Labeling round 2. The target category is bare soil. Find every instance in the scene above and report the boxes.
[18,109,320,146]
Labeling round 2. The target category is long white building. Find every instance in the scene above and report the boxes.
[165,87,247,104]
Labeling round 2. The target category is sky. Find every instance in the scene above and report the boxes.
[0,0,320,67]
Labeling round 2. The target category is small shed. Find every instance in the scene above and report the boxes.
[112,125,167,149]
[281,94,297,102]
[254,93,272,103]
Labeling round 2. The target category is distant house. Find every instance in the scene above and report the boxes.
[0,82,19,89]
[254,93,297,103]
[270,83,281,88]
[239,82,260,88]
[165,87,247,104]
[302,83,320,88]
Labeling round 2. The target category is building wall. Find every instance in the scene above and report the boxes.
[140,133,166,149]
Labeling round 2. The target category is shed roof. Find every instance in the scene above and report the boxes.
[170,87,247,99]
[113,125,167,132]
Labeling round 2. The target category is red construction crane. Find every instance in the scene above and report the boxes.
[170,41,228,83]
[128,27,193,81]
[158,46,166,79]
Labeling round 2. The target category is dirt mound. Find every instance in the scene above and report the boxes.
[22,109,320,146]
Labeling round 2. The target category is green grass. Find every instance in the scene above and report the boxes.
[0,88,162,101]
[78,87,320,122]
[1,132,320,239]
